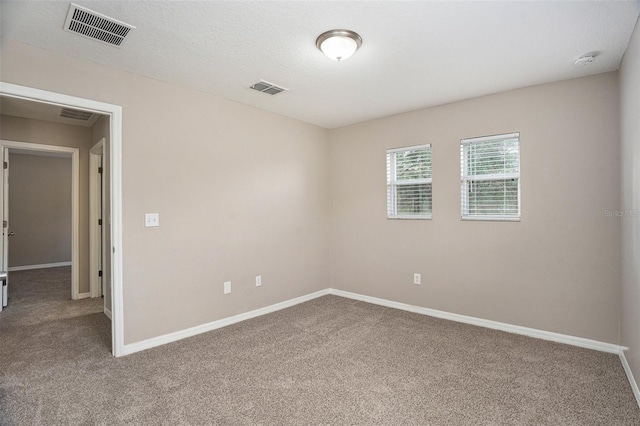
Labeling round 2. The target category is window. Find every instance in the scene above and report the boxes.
[460,133,520,220]
[386,144,432,219]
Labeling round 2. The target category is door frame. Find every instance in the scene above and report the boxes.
[0,141,80,298]
[1,147,7,312]
[89,138,105,299]
[0,82,125,357]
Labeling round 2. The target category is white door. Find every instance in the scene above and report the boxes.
[99,154,105,298]
[1,147,9,309]
[89,140,105,299]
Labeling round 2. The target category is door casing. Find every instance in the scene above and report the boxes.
[0,142,79,299]
[0,82,125,357]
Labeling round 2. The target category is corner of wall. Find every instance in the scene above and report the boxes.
[619,12,640,409]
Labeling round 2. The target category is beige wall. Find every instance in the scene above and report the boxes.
[1,115,93,293]
[329,72,621,343]
[0,40,624,351]
[0,41,331,344]
[8,153,72,267]
[620,18,640,393]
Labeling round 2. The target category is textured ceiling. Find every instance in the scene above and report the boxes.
[1,1,639,129]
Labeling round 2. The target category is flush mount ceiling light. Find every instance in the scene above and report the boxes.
[316,29,362,62]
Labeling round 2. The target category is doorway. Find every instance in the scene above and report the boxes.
[0,82,124,357]
[0,141,80,302]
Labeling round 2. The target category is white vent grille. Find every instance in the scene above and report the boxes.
[250,80,289,95]
[60,107,94,121]
[64,3,135,47]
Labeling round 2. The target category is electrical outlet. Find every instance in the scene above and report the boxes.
[256,275,262,287]
[413,273,421,285]
[224,281,231,294]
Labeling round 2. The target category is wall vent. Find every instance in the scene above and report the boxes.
[249,80,289,95]
[60,107,94,121]
[64,3,135,47]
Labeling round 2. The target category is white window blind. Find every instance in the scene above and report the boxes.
[460,133,520,220]
[387,144,432,219]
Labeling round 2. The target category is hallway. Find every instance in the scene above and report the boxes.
[0,267,111,421]
[0,266,108,332]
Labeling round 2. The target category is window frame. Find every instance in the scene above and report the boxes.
[460,132,521,222]
[386,143,432,220]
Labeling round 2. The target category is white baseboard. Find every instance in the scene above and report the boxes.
[117,285,637,405]
[76,292,90,300]
[104,307,112,320]
[9,261,72,271]
[121,287,623,358]
[328,289,623,354]
[620,349,640,409]
[122,289,330,356]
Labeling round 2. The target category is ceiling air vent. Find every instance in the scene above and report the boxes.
[60,107,94,121]
[250,80,289,95]
[64,3,135,47]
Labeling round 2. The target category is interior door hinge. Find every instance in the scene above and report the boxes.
[98,167,103,174]
[98,219,102,226]
[3,162,7,169]
[98,270,103,277]
[2,221,6,228]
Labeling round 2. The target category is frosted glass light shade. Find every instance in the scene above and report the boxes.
[320,36,357,61]
[316,30,362,62]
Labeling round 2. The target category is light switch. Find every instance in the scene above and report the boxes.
[145,213,159,227]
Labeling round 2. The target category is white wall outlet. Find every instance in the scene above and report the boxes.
[224,281,231,294]
[255,275,262,287]
[413,273,421,285]
[144,213,159,227]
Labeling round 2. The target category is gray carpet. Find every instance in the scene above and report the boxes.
[1,267,639,425]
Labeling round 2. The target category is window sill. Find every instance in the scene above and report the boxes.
[461,216,520,222]
[387,215,432,220]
